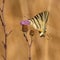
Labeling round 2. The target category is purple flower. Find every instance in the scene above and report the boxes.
[20,20,30,25]
[20,20,30,32]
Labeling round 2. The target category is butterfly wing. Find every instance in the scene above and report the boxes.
[39,11,49,37]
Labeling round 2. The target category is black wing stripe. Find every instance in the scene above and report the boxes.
[34,15,41,28]
[44,11,49,22]
[32,18,39,28]
[39,12,43,21]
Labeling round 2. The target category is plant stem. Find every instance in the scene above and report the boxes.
[0,0,7,60]
[23,32,28,42]
[23,32,33,60]
[0,0,12,60]
[29,45,31,60]
[28,36,33,60]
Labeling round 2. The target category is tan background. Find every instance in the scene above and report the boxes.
[0,0,60,60]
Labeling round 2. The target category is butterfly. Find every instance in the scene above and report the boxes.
[28,11,49,37]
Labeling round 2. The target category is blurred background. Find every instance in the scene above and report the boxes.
[0,0,60,60]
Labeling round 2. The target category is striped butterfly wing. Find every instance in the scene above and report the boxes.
[39,11,49,37]
[29,11,49,37]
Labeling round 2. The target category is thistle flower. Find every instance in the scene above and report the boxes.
[20,20,30,32]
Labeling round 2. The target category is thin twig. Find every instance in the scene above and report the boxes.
[7,30,12,36]
[29,36,33,60]
[23,32,33,60]
[0,0,12,60]
[23,32,28,42]
[0,0,6,60]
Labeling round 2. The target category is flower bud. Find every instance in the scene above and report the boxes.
[30,30,34,36]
